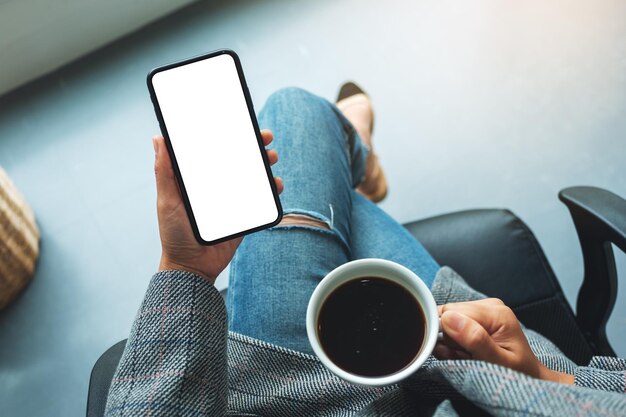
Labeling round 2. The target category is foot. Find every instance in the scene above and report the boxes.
[337,93,374,149]
[336,84,388,202]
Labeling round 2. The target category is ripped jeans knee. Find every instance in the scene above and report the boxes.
[279,214,330,230]
[276,208,334,230]
[272,208,349,252]
[272,204,350,252]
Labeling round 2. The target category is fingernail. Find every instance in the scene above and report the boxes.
[445,311,465,332]
[152,137,158,155]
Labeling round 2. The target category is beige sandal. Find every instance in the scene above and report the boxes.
[336,82,388,202]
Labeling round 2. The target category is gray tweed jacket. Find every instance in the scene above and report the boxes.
[105,267,626,416]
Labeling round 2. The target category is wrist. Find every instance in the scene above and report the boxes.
[538,364,575,385]
[159,256,216,284]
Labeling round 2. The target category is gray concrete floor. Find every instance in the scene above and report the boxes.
[0,0,625,415]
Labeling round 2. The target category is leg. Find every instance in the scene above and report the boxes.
[336,84,439,285]
[227,88,368,354]
[349,191,440,288]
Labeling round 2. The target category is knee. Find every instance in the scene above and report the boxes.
[263,87,326,113]
[268,86,315,102]
[278,213,331,230]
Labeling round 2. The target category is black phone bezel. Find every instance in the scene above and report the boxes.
[147,49,283,246]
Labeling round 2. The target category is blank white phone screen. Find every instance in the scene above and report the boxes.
[151,54,279,242]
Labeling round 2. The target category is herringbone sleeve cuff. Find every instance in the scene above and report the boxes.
[105,270,228,417]
[575,357,626,393]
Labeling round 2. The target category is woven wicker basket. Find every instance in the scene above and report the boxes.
[0,166,40,310]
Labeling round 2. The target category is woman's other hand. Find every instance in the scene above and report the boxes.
[153,129,283,284]
[435,299,574,384]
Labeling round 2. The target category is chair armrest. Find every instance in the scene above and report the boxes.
[559,186,626,357]
[86,340,127,417]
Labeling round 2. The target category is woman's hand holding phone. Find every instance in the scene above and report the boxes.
[154,129,283,284]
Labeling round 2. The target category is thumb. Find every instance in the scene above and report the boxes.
[440,311,501,363]
[153,136,181,203]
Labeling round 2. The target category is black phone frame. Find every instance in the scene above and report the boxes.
[147,49,283,246]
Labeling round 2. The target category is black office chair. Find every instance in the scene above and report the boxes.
[86,186,626,416]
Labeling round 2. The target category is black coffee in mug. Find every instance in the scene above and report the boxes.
[317,276,426,377]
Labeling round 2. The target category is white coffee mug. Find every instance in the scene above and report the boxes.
[306,258,439,386]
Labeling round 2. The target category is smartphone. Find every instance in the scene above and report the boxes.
[147,49,282,245]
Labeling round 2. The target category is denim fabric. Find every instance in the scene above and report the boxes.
[227,87,439,354]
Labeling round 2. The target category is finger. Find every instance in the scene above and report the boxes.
[434,344,472,360]
[440,299,504,314]
[267,149,278,165]
[483,298,505,305]
[274,176,284,194]
[454,349,472,360]
[261,129,273,146]
[153,136,181,202]
[440,331,466,352]
[440,311,502,363]
[439,301,506,335]
[433,343,456,359]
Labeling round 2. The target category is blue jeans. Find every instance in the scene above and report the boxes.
[227,88,439,354]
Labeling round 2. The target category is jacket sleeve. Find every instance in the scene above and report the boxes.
[574,357,626,392]
[104,270,228,416]
[434,267,626,394]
